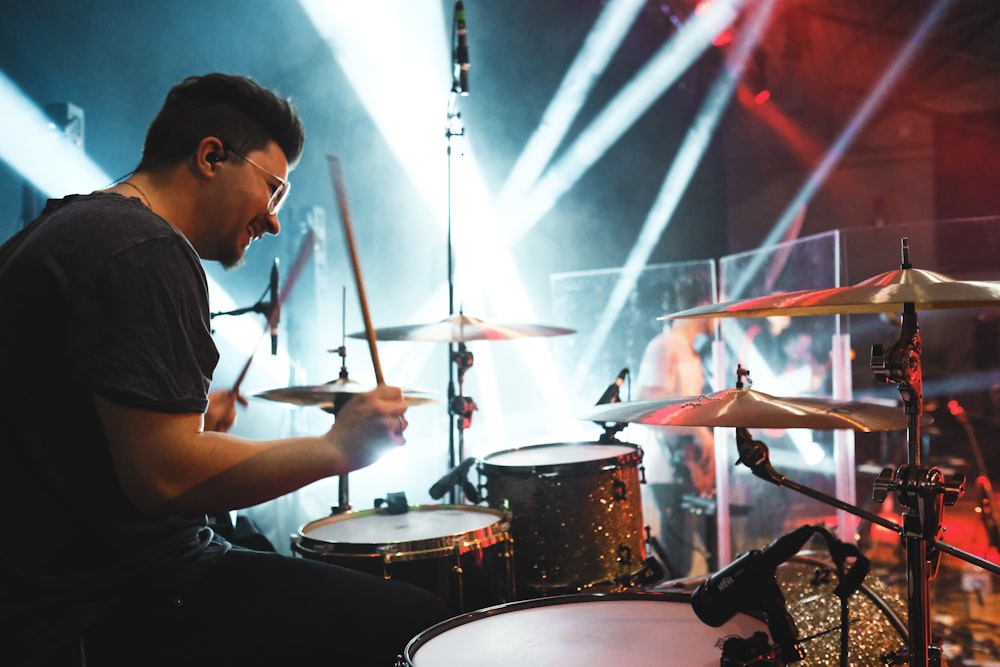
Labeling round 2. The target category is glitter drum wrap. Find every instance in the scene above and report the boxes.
[478,442,647,596]
[776,554,909,666]
[655,553,911,666]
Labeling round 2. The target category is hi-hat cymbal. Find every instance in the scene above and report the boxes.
[582,388,906,431]
[255,379,438,411]
[664,267,1000,319]
[348,314,576,343]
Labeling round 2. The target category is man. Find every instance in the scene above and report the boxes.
[635,271,716,578]
[0,73,449,666]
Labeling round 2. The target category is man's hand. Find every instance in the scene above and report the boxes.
[324,384,408,472]
[205,389,248,433]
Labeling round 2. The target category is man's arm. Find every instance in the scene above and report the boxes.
[94,384,407,516]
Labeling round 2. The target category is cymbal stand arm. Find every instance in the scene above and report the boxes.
[736,428,984,575]
[733,428,993,576]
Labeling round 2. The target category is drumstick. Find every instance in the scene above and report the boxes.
[231,228,317,395]
[327,154,384,385]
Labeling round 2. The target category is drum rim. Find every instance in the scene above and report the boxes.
[478,441,643,474]
[403,590,691,661]
[292,504,511,559]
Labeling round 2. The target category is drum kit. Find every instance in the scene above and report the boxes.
[257,238,1000,666]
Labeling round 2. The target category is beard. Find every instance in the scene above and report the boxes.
[218,243,247,270]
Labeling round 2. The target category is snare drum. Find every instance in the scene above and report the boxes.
[478,441,646,596]
[402,591,768,666]
[291,504,513,614]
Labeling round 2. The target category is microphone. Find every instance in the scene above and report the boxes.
[429,457,477,500]
[691,525,813,663]
[269,259,280,355]
[595,368,628,406]
[453,1,470,95]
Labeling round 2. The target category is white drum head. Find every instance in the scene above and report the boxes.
[408,595,768,666]
[484,442,637,467]
[302,506,501,544]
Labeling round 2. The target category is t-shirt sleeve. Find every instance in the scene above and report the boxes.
[70,235,218,414]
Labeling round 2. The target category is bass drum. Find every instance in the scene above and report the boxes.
[291,504,514,615]
[652,553,909,666]
[477,441,647,597]
[402,591,769,667]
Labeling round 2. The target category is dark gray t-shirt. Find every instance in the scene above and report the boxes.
[0,193,229,659]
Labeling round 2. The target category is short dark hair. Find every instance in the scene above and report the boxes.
[138,73,304,172]
[673,270,714,311]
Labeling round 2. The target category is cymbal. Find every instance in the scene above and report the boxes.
[582,388,907,431]
[664,267,1000,319]
[348,314,575,343]
[254,379,438,410]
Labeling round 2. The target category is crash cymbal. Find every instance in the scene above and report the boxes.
[583,388,907,431]
[664,267,1000,319]
[255,378,438,410]
[348,314,575,343]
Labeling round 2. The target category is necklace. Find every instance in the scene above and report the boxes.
[119,181,152,210]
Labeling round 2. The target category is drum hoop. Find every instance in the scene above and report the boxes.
[404,591,690,661]
[294,504,511,558]
[478,441,643,476]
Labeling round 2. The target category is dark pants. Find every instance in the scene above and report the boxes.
[648,482,719,578]
[46,548,452,667]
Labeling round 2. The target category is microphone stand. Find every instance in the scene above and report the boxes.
[445,36,470,504]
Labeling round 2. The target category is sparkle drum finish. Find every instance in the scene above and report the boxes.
[478,442,646,596]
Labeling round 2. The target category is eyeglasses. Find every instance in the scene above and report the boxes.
[229,149,291,216]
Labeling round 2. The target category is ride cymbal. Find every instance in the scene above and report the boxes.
[348,314,575,343]
[664,267,1000,319]
[582,388,906,431]
[255,378,438,409]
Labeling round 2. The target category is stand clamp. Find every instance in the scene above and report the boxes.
[873,465,965,578]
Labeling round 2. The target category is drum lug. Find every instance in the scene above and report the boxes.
[617,544,633,567]
[613,478,627,501]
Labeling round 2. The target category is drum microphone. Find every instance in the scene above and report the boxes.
[429,457,479,501]
[691,524,814,663]
[269,259,280,356]
[453,1,470,94]
[595,368,629,406]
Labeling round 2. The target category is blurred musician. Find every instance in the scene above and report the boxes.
[636,271,716,578]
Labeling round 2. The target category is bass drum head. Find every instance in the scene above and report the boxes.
[404,592,768,667]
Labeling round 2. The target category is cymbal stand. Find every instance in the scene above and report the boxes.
[444,59,469,502]
[327,288,352,514]
[449,341,477,501]
[733,428,996,665]
[868,298,956,667]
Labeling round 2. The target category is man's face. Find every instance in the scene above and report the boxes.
[213,141,289,269]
